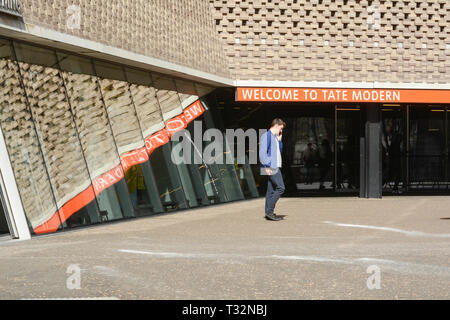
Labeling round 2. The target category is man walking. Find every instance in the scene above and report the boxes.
[259,118,286,221]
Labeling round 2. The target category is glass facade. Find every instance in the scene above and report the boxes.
[0,38,254,236]
[382,104,450,193]
[2,38,449,238]
[211,88,450,197]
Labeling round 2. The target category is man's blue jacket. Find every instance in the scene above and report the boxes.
[259,130,283,169]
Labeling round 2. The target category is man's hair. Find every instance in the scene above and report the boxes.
[270,118,286,128]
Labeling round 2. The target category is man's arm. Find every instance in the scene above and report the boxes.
[259,131,270,167]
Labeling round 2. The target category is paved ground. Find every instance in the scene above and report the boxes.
[1,196,450,300]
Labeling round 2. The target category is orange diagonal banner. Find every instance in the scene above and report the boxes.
[33,100,205,234]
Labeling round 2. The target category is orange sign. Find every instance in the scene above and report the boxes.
[33,99,205,235]
[236,87,450,104]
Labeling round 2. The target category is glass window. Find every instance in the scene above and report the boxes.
[152,73,183,121]
[149,144,188,211]
[201,94,245,202]
[195,83,215,98]
[57,53,95,76]
[382,106,406,193]
[153,74,209,208]
[0,40,60,234]
[336,106,361,192]
[95,61,163,215]
[409,105,446,190]
[14,44,101,229]
[13,42,58,68]
[125,68,162,138]
[93,60,125,81]
[127,68,188,212]
[175,78,198,110]
[58,53,134,221]
[125,67,153,86]
[0,187,9,235]
[185,117,223,204]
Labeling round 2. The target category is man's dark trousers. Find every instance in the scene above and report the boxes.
[265,169,285,214]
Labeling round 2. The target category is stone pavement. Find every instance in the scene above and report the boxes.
[1,196,449,299]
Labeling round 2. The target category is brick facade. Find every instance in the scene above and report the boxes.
[17,1,450,84]
[210,0,450,83]
[19,0,231,79]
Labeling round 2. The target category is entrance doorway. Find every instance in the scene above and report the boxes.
[382,104,450,194]
[212,88,450,197]
[209,89,362,196]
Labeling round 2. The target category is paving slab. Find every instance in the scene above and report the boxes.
[1,196,449,299]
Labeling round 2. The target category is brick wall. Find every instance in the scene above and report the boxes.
[19,0,231,79]
[17,1,450,85]
[210,0,450,83]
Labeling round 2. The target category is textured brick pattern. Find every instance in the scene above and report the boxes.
[157,90,183,120]
[19,63,92,208]
[19,0,230,79]
[0,57,204,230]
[99,78,144,155]
[62,71,120,180]
[0,60,57,228]
[210,0,450,83]
[130,84,163,138]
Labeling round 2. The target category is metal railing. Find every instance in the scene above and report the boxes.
[0,0,22,17]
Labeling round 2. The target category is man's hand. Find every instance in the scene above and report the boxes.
[277,130,283,141]
[265,168,272,176]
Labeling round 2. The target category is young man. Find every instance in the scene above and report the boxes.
[259,118,286,221]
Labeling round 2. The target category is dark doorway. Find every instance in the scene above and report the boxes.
[336,106,361,193]
[284,104,336,194]
[381,105,406,193]
[0,184,11,236]
[381,104,450,194]
[210,88,361,196]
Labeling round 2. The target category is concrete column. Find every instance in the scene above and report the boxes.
[360,104,382,198]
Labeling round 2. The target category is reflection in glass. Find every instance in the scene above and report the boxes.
[17,60,100,228]
[289,116,335,191]
[0,47,59,233]
[409,106,445,190]
[96,63,163,215]
[0,41,253,236]
[201,106,244,202]
[382,107,405,193]
[59,54,134,221]
[149,145,187,211]
[336,108,360,192]
[185,119,223,204]
[152,74,183,121]
[126,69,162,139]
